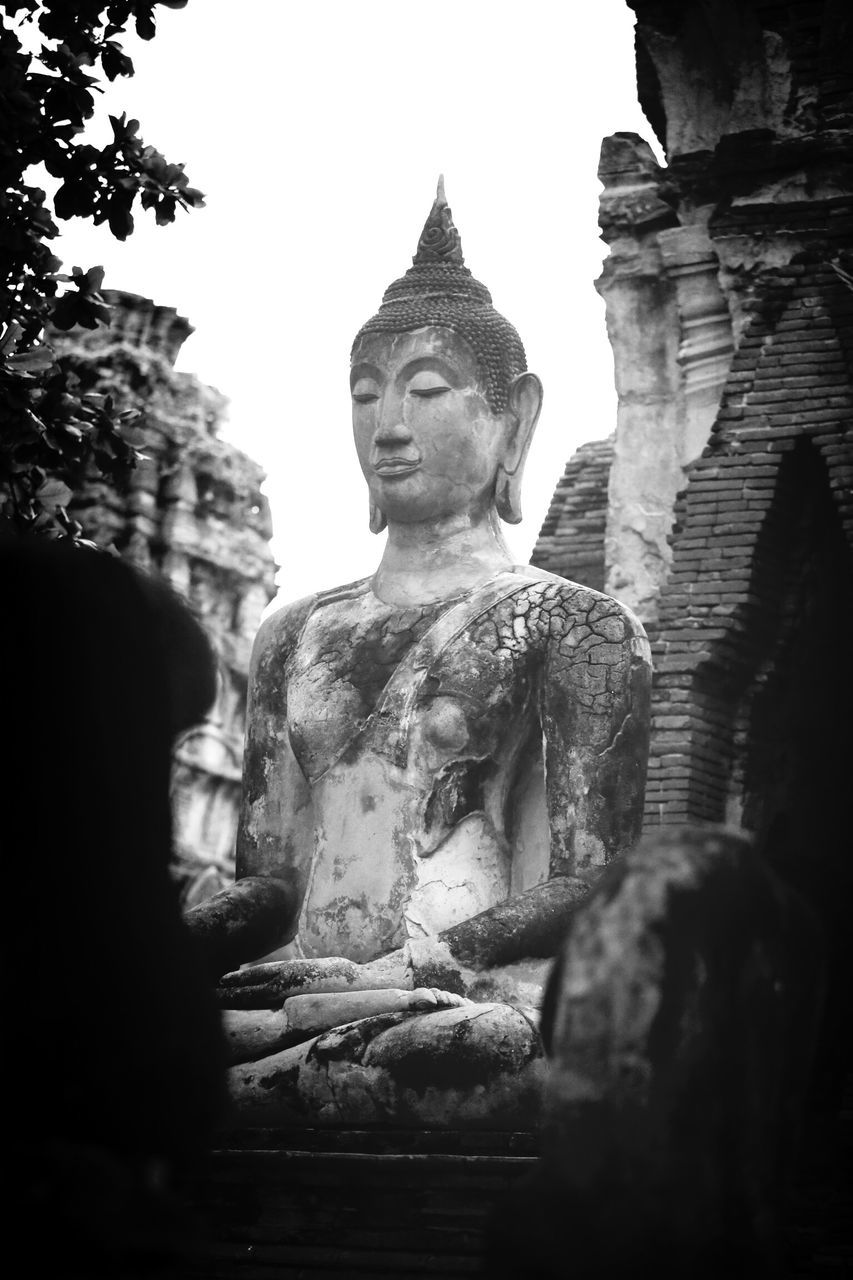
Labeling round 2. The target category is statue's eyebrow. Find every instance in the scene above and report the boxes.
[397,356,463,386]
[350,362,382,388]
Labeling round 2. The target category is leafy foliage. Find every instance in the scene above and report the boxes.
[0,0,203,538]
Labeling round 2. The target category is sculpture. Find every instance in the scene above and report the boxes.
[189,179,652,1127]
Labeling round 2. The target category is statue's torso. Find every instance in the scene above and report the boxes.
[285,571,561,962]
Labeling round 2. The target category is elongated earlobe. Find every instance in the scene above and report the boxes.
[495,372,543,525]
[369,501,387,535]
[495,467,523,524]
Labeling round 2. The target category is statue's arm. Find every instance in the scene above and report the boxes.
[540,589,652,876]
[185,599,316,974]
[435,589,652,974]
[236,601,315,894]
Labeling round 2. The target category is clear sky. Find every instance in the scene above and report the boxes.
[51,0,662,608]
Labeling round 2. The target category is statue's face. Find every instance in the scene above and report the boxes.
[351,327,508,525]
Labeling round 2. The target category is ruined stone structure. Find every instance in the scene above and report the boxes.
[533,0,853,842]
[55,291,277,904]
[530,436,613,591]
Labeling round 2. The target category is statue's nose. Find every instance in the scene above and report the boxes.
[373,417,412,447]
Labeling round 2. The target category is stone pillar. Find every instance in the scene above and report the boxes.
[596,134,682,624]
[657,224,735,465]
[596,142,736,627]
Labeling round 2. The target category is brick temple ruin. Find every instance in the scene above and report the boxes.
[532,0,853,851]
[52,291,278,906]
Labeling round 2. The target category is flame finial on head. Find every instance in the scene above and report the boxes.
[412,174,465,266]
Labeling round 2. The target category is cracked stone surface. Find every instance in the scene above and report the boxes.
[228,1002,547,1129]
[204,309,652,1125]
[241,568,651,966]
[224,560,651,1125]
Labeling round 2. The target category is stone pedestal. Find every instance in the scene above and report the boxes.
[177,1128,538,1279]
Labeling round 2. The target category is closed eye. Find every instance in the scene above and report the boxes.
[410,386,450,398]
[352,392,379,404]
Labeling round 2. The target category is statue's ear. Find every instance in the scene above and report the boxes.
[495,372,543,524]
[369,500,387,535]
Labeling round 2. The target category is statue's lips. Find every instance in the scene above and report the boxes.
[372,457,422,477]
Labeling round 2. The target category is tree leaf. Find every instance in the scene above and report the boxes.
[37,477,74,508]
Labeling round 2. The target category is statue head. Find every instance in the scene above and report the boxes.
[351,178,542,533]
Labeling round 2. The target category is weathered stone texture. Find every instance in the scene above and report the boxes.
[534,1,853,841]
[52,291,277,901]
[536,1,851,626]
[594,127,757,623]
[227,1001,546,1130]
[241,567,651,973]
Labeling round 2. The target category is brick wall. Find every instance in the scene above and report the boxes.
[644,258,853,827]
[530,436,614,590]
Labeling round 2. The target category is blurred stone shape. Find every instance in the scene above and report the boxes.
[488,825,824,1278]
[51,290,278,902]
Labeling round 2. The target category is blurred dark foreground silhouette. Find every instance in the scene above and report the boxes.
[2,537,227,1277]
[482,826,849,1280]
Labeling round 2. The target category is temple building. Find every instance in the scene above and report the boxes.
[53,291,278,905]
[531,0,853,847]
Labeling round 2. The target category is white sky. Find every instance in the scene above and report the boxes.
[50,0,662,609]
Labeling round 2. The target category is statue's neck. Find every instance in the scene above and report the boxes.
[372,508,513,607]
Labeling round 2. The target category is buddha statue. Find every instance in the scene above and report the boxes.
[188,179,652,1128]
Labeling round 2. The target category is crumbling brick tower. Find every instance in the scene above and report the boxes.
[619,1,853,841]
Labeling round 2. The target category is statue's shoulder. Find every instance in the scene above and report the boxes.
[251,576,373,662]
[515,566,648,647]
